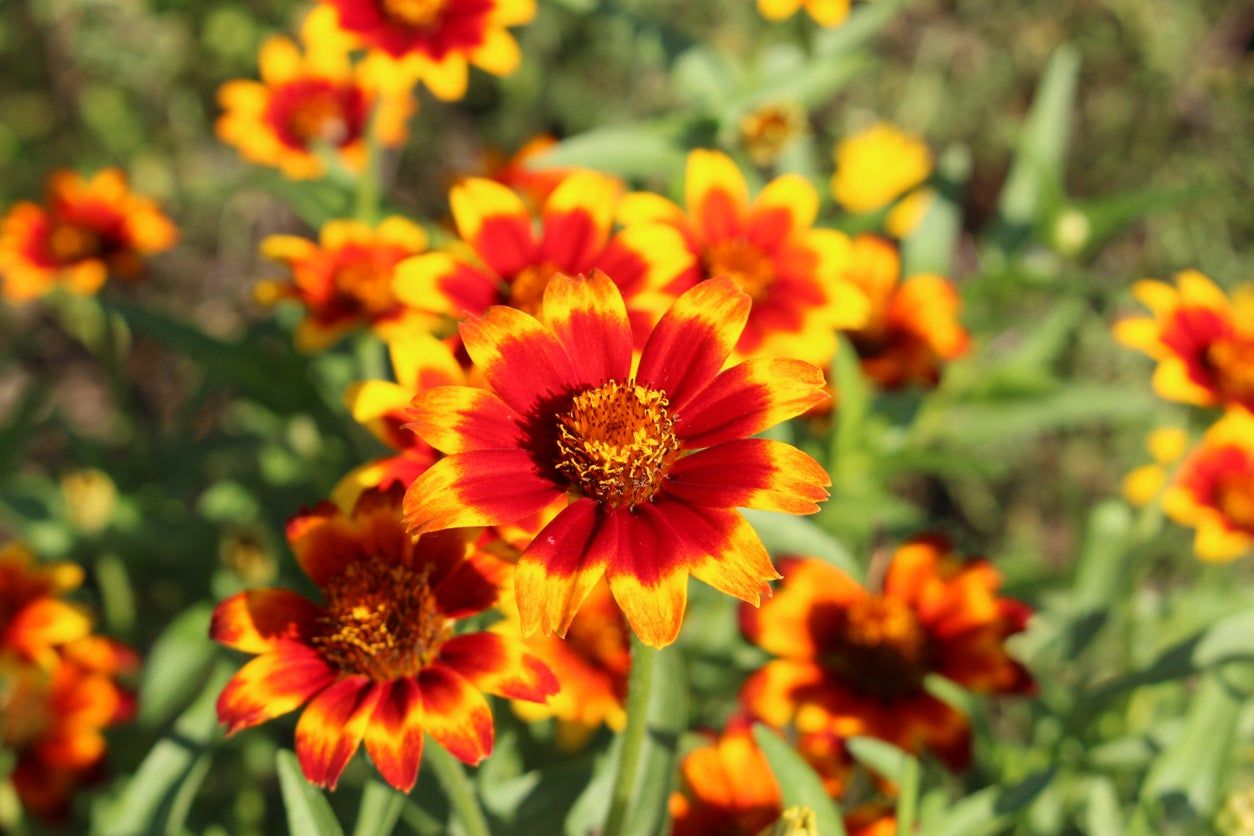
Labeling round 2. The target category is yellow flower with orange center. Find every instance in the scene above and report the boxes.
[757,0,852,28]
[831,123,933,218]
[838,234,970,388]
[210,489,557,791]
[402,272,832,647]
[321,0,536,101]
[740,537,1034,769]
[259,216,431,350]
[0,169,176,302]
[1113,270,1254,414]
[1161,410,1254,562]
[217,8,415,180]
[0,543,91,668]
[394,170,693,346]
[617,149,869,368]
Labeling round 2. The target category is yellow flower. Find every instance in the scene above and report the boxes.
[1122,427,1189,507]
[831,122,933,214]
[757,0,851,28]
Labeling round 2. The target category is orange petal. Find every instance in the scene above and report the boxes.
[418,665,495,764]
[403,450,564,534]
[295,676,382,789]
[216,647,336,735]
[437,632,558,702]
[459,304,579,415]
[286,499,409,587]
[210,589,322,654]
[676,357,829,448]
[405,385,522,454]
[665,439,830,515]
[515,499,612,638]
[450,178,535,276]
[655,500,780,604]
[365,678,425,792]
[685,149,748,242]
[541,271,633,385]
[740,557,865,658]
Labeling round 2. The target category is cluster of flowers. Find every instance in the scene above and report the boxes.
[0,544,136,820]
[1116,271,1254,562]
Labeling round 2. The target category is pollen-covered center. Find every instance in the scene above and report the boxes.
[48,224,103,264]
[379,0,446,29]
[827,596,931,700]
[334,255,399,314]
[555,379,681,508]
[702,238,774,300]
[507,263,560,315]
[1208,336,1254,405]
[287,91,353,147]
[314,559,450,681]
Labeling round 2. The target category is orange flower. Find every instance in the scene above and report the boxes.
[617,149,868,368]
[259,217,432,350]
[0,543,91,667]
[1,638,137,820]
[668,723,783,836]
[839,235,969,388]
[481,134,570,209]
[0,169,176,302]
[322,0,536,101]
[402,272,831,647]
[394,171,692,345]
[757,0,852,28]
[210,490,557,791]
[1162,410,1254,562]
[217,8,415,180]
[845,804,897,836]
[740,538,1034,769]
[1114,270,1254,414]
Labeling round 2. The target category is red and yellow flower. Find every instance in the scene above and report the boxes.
[211,490,557,791]
[217,8,415,180]
[0,543,91,667]
[757,0,853,28]
[617,149,868,368]
[394,171,692,345]
[838,235,969,388]
[322,0,536,101]
[668,723,784,836]
[0,169,176,302]
[258,217,432,350]
[740,538,1034,769]
[1162,410,1254,562]
[1113,271,1254,414]
[402,272,831,647]
[831,123,933,221]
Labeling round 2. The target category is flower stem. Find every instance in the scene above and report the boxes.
[355,105,383,225]
[895,754,920,836]
[603,635,658,836]
[425,739,490,836]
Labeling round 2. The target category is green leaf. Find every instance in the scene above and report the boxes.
[752,724,845,836]
[352,777,406,836]
[919,769,1054,836]
[277,749,345,836]
[743,510,860,579]
[137,603,217,728]
[902,145,970,277]
[529,123,687,179]
[829,334,871,468]
[1082,777,1124,836]
[845,737,912,784]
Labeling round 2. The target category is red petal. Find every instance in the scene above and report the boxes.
[676,358,829,448]
[364,678,425,792]
[664,439,830,515]
[295,676,382,789]
[405,386,521,455]
[541,271,633,386]
[418,665,495,765]
[403,450,565,534]
[216,645,336,735]
[437,632,559,702]
[210,589,322,654]
[515,498,612,638]
[458,305,579,416]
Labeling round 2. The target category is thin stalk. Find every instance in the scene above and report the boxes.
[603,636,658,836]
[424,739,489,836]
[355,104,383,224]
[895,755,920,836]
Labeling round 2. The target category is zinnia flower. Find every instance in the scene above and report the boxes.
[757,0,852,28]
[211,490,557,791]
[1162,410,1254,562]
[258,217,432,350]
[1113,270,1254,414]
[0,169,176,302]
[617,149,868,368]
[321,0,536,101]
[0,543,91,667]
[740,538,1034,769]
[831,123,933,215]
[839,234,969,388]
[403,271,831,647]
[217,8,415,180]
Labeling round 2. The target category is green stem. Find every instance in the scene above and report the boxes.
[603,636,658,836]
[355,105,383,224]
[425,739,489,836]
[895,755,920,836]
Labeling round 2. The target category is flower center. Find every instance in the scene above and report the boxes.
[0,664,52,748]
[1208,337,1254,405]
[379,0,446,28]
[288,93,352,147]
[1217,476,1254,534]
[826,596,931,700]
[555,379,681,508]
[702,239,774,300]
[334,258,398,314]
[314,559,450,681]
[507,263,559,315]
[48,224,102,264]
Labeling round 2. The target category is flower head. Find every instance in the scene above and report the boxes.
[669,722,783,836]
[0,543,90,667]
[831,123,932,215]
[740,102,808,166]
[259,217,431,350]
[211,490,557,791]
[321,0,536,101]
[402,272,831,647]
[217,8,415,180]
[0,169,176,302]
[617,149,868,368]
[757,0,852,28]
[1162,410,1254,562]
[839,235,969,388]
[1114,271,1254,414]
[740,538,1033,768]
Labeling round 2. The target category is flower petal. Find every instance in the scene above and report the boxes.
[403,450,564,534]
[664,439,830,515]
[685,149,748,242]
[605,508,694,648]
[210,589,322,654]
[740,557,865,659]
[430,549,510,617]
[450,178,534,276]
[295,676,382,790]
[437,632,559,702]
[676,358,829,448]
[287,499,409,587]
[541,271,633,386]
[405,385,522,454]
[364,678,425,792]
[648,498,780,605]
[419,665,495,764]
[515,498,612,638]
[216,646,336,735]
[458,305,580,416]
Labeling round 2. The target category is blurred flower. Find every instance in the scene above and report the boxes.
[216,8,415,180]
[393,171,691,345]
[481,134,570,209]
[757,0,851,28]
[739,102,808,166]
[740,537,1034,769]
[403,273,830,647]
[668,721,783,836]
[839,235,969,389]
[884,187,935,239]
[1218,784,1254,835]
[844,804,897,836]
[60,469,118,535]
[0,543,90,667]
[211,489,556,791]
[831,123,932,216]
[220,532,278,586]
[1162,410,1254,562]
[322,0,536,101]
[1113,270,1254,415]
[1122,427,1189,508]
[258,217,431,351]
[0,638,137,821]
[617,149,868,367]
[0,169,177,302]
